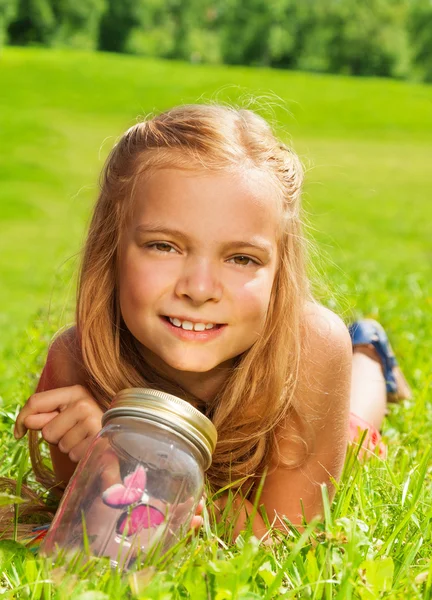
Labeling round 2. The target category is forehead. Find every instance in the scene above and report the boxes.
[131,167,282,240]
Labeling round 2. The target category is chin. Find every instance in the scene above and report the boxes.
[163,354,222,374]
[166,360,218,374]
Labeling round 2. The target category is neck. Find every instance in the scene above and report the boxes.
[166,365,231,403]
[138,346,233,403]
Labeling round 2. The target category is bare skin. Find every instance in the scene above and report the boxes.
[15,304,352,537]
[13,318,401,538]
[350,348,387,431]
[13,167,390,538]
[13,329,205,530]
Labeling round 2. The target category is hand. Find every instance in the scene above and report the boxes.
[14,385,103,463]
[190,496,205,531]
[168,495,205,533]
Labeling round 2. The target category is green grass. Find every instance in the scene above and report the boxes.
[0,47,432,598]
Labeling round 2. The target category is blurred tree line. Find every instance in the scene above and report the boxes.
[1,0,431,82]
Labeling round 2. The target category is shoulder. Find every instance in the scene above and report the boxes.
[38,326,86,391]
[301,301,352,373]
[302,301,351,349]
[49,326,80,364]
[274,302,352,465]
[294,301,352,420]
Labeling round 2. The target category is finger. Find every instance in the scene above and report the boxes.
[41,403,102,446]
[190,515,203,531]
[57,415,102,454]
[41,409,80,445]
[196,497,205,516]
[57,422,89,455]
[99,450,122,489]
[15,407,31,439]
[21,411,59,432]
[15,386,86,438]
[172,497,194,518]
[68,436,94,464]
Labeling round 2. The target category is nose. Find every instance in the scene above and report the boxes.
[174,257,222,305]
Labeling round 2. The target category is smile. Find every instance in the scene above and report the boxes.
[167,317,218,331]
[161,316,226,339]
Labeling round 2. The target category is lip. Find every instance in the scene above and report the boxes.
[160,316,227,341]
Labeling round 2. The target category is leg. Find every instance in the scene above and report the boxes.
[349,319,411,433]
[350,346,387,432]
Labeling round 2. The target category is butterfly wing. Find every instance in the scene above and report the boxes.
[124,464,146,491]
[116,504,165,536]
[102,464,147,507]
[102,483,143,507]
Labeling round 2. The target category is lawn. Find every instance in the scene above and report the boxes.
[0,47,431,598]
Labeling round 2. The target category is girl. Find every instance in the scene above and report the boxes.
[13,104,410,538]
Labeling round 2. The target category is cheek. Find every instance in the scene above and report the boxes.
[235,273,274,324]
[118,252,171,314]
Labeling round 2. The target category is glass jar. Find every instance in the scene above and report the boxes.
[41,388,217,569]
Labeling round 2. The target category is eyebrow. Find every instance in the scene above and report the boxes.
[135,224,274,256]
[136,225,189,242]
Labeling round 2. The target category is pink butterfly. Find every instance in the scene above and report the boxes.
[117,504,165,536]
[102,464,165,536]
[102,465,147,507]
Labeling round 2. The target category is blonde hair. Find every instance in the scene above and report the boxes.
[31,104,311,493]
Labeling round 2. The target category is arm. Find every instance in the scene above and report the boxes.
[258,305,352,528]
[14,327,103,488]
[221,305,352,538]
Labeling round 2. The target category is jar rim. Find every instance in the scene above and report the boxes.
[102,388,217,471]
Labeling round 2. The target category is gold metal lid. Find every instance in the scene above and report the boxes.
[102,388,217,471]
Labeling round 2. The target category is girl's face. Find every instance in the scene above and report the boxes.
[119,167,280,380]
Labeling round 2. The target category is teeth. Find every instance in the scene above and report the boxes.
[168,317,217,331]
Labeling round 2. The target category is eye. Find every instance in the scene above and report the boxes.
[148,242,176,253]
[228,255,258,267]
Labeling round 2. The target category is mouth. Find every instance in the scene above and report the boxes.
[161,316,225,332]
